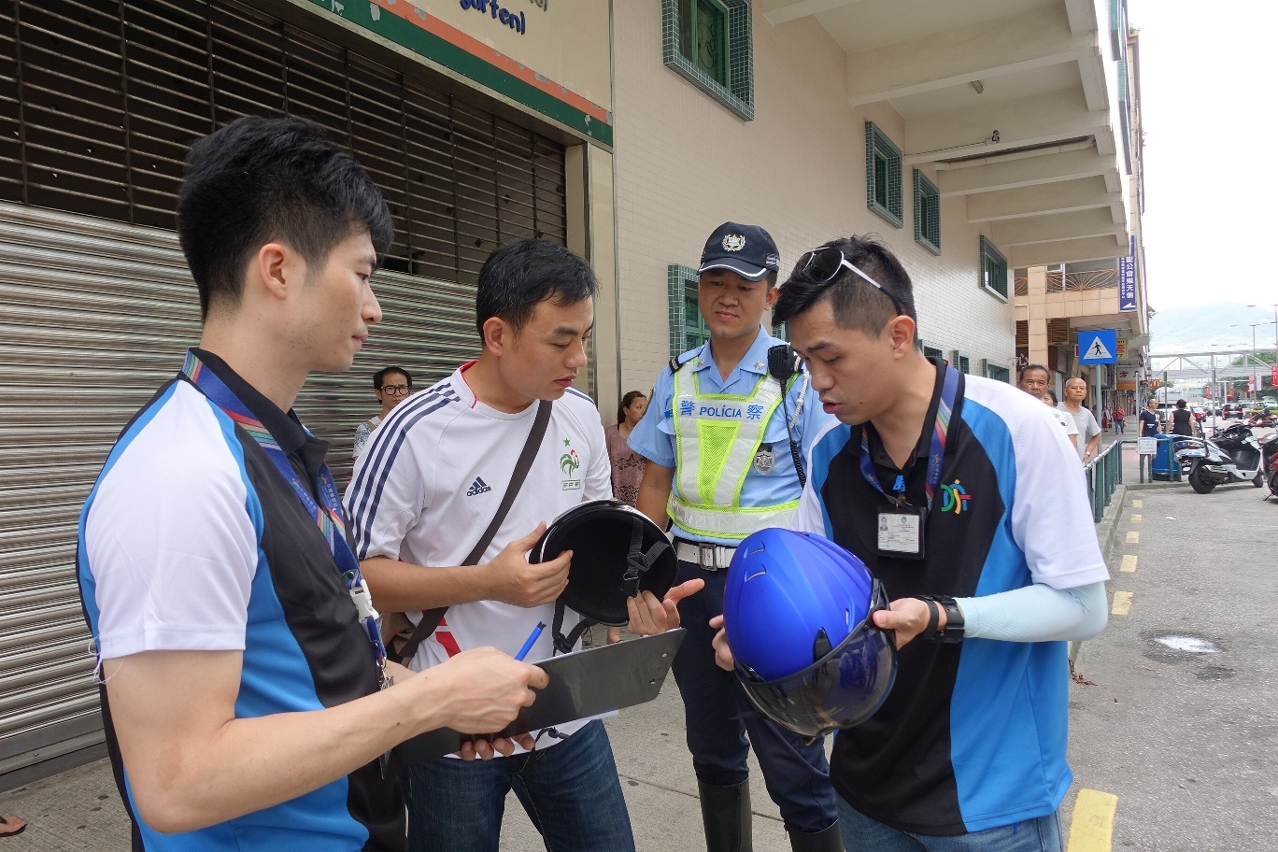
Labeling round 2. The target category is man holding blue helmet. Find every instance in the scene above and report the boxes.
[629,223,840,851]
[711,236,1109,852]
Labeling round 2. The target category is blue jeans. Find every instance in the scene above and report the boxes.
[837,795,1064,852]
[672,559,838,834]
[399,719,635,852]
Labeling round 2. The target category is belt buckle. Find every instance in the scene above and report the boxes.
[698,543,719,571]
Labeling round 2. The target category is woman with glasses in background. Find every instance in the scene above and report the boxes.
[354,366,413,459]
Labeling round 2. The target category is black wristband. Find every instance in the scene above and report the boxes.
[914,596,940,638]
[916,594,965,643]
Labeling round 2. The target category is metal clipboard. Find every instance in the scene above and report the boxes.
[395,628,686,765]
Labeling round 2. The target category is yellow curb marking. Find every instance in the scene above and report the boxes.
[1125,531,1139,544]
[1130,514,1141,523]
[1120,555,1137,573]
[1111,591,1133,616]
[1067,788,1118,852]
[1131,499,1143,508]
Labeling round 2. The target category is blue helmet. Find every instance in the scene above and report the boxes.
[723,528,896,737]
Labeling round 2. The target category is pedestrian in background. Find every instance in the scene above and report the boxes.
[1043,390,1080,446]
[1139,398,1161,436]
[602,389,650,644]
[1058,377,1101,462]
[354,366,413,459]
[1169,399,1195,437]
[1017,363,1050,398]
[605,390,648,508]
[1112,404,1126,435]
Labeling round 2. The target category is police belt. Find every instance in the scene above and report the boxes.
[674,538,736,571]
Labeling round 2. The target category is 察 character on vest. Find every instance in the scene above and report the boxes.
[628,222,841,852]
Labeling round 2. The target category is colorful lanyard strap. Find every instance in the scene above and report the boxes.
[858,363,960,513]
[180,350,388,680]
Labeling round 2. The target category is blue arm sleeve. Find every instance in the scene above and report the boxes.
[956,581,1107,642]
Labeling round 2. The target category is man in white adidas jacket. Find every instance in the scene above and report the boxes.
[346,238,701,852]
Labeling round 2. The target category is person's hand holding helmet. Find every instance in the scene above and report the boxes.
[708,614,734,672]
[529,500,685,649]
[483,522,572,608]
[870,598,950,649]
[625,577,705,636]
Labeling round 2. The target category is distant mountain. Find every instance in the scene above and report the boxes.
[1150,303,1278,355]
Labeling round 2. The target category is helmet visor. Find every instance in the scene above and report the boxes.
[736,580,897,738]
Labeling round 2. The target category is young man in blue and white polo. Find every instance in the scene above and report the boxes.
[76,117,545,852]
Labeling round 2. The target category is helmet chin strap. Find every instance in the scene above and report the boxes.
[621,517,671,598]
[551,517,673,655]
[551,598,593,655]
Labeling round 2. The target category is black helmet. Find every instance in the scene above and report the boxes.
[529,500,677,653]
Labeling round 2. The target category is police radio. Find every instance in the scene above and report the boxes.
[767,344,807,488]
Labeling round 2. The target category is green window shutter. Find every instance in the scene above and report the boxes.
[922,344,944,361]
[950,351,971,374]
[663,0,754,120]
[668,264,709,356]
[913,169,941,255]
[982,360,1011,383]
[677,0,729,86]
[979,236,1009,300]
[865,122,903,228]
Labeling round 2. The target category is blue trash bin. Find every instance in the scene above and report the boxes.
[1151,434,1181,481]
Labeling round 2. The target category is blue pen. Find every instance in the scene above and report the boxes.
[514,621,547,661]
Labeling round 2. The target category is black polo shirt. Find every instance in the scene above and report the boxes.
[800,361,1108,835]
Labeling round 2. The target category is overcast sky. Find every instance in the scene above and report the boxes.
[1127,0,1277,313]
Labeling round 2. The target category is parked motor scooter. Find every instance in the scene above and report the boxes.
[1262,432,1278,500]
[1172,422,1265,494]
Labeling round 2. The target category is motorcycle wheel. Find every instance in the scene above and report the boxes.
[1188,462,1216,494]
[1256,472,1266,488]
[1270,473,1278,498]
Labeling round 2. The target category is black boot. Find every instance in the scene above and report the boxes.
[697,779,753,852]
[787,821,843,852]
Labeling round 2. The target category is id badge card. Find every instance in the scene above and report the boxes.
[876,505,926,559]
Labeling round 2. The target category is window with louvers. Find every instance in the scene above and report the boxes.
[0,0,567,281]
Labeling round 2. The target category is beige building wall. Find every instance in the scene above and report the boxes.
[610,5,1017,393]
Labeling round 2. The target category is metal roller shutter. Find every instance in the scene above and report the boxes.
[0,0,570,786]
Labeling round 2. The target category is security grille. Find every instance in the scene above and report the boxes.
[0,0,567,280]
[0,0,568,787]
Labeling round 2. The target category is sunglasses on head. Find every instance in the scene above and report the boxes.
[797,246,905,317]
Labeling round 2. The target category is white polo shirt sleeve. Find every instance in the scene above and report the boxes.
[347,432,431,562]
[582,410,613,502]
[1002,394,1109,590]
[83,386,259,660]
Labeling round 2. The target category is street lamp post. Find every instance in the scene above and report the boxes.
[1249,303,1278,400]
[1231,322,1266,403]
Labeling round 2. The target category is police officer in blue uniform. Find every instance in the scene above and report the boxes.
[629,223,841,851]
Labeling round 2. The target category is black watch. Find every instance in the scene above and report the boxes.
[917,595,965,643]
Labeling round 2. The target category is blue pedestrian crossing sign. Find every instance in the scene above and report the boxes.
[1078,330,1118,364]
